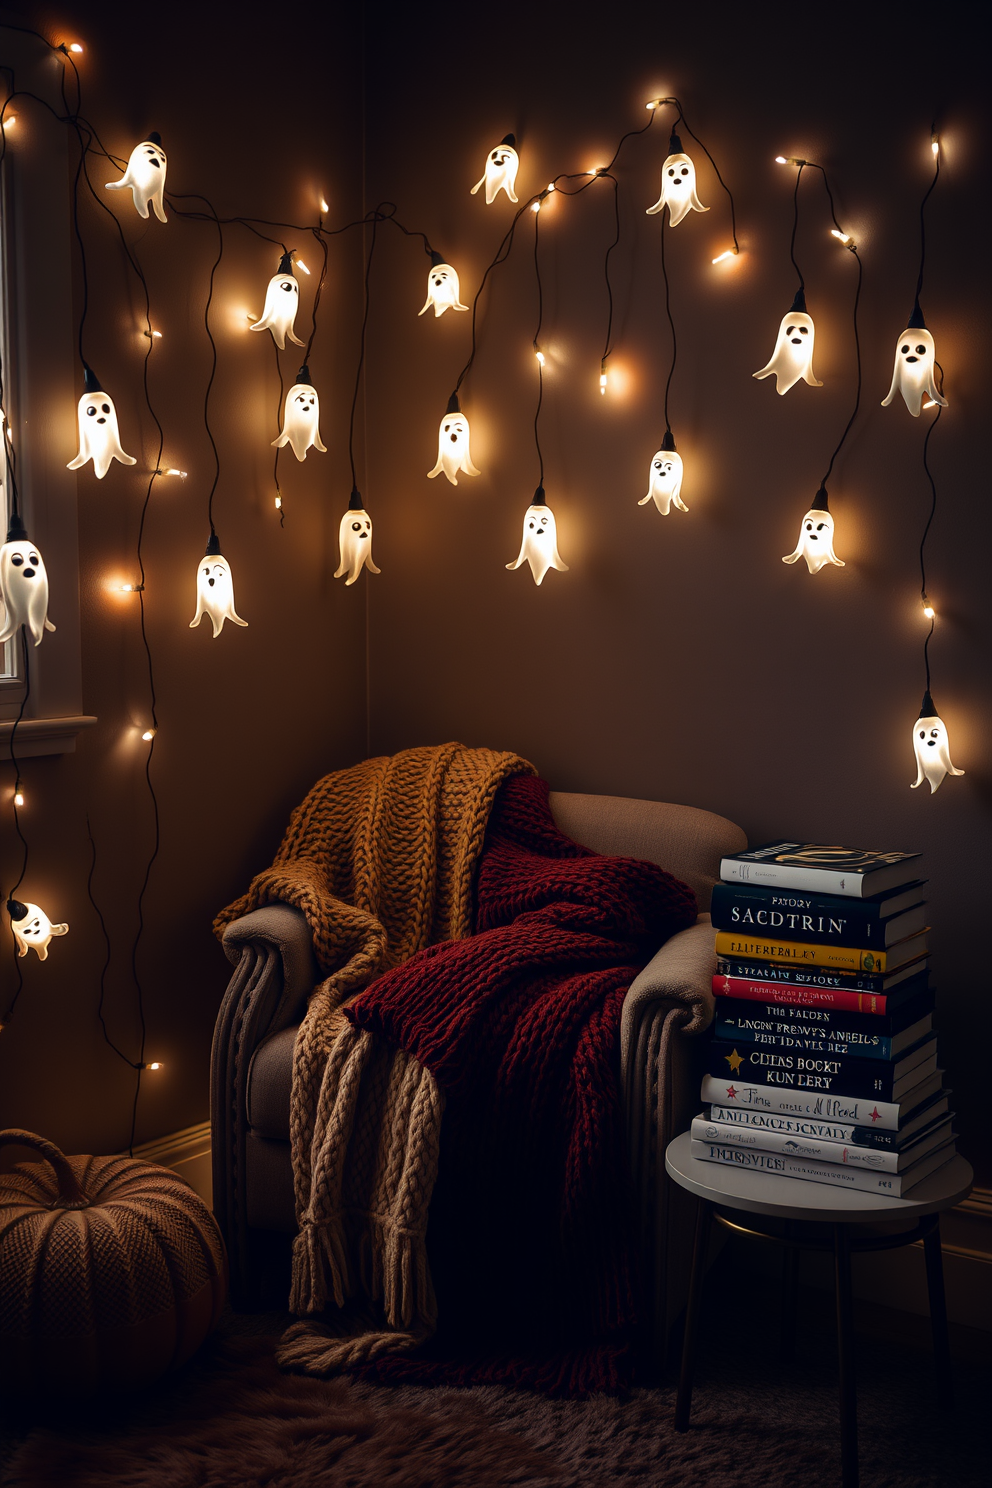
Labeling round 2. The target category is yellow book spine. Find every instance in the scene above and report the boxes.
[713,933,889,972]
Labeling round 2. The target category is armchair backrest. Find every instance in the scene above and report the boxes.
[548,793,747,912]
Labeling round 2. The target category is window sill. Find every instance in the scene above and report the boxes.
[0,715,98,760]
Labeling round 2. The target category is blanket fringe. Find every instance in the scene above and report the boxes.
[289,1218,352,1316]
[277,1317,431,1376]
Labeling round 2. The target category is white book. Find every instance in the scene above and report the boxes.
[689,1138,956,1197]
[700,1069,944,1131]
[691,1114,954,1174]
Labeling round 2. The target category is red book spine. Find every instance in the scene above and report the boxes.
[712,975,886,1015]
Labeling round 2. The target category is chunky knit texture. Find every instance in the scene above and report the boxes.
[215,744,534,1366]
[340,774,699,1396]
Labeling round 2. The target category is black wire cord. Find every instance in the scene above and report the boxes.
[532,207,544,487]
[659,213,677,437]
[789,161,807,293]
[919,399,943,693]
[811,165,863,490]
[916,127,940,304]
[667,99,739,254]
[348,212,379,492]
[1,634,31,1027]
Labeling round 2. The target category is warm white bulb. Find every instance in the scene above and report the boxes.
[319,197,329,213]
[531,200,541,213]
[141,728,156,741]
[711,249,736,265]
[69,42,84,53]
[13,790,24,807]
[646,100,658,111]
[2,116,16,130]
[599,372,607,393]
[121,583,136,593]
[923,600,935,619]
[931,139,939,157]
[546,182,556,192]
[831,229,853,245]
[274,494,282,509]
[295,258,311,275]
[148,1061,162,1071]
[152,329,162,338]
[535,350,545,366]
[775,155,788,164]
[165,468,186,477]
[922,398,938,411]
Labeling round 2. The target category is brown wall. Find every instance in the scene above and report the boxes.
[361,7,991,1180]
[2,3,989,1186]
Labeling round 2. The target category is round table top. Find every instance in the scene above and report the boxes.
[665,1131,974,1224]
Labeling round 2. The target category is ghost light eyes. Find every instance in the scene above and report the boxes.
[11,553,23,566]
[901,344,910,354]
[916,344,926,354]
[919,730,926,739]
[352,522,362,532]
[930,729,940,738]
[86,405,96,417]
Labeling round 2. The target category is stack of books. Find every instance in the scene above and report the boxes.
[692,841,956,1198]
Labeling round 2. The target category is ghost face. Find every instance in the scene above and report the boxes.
[754,312,822,395]
[471,144,519,205]
[272,384,327,462]
[882,328,947,416]
[8,901,68,961]
[0,539,56,647]
[506,503,569,587]
[911,713,965,793]
[250,274,304,350]
[638,450,687,516]
[334,508,381,586]
[782,508,845,575]
[105,140,168,222]
[189,554,248,638]
[67,391,137,480]
[428,413,481,485]
[645,153,709,227]
[419,264,469,318]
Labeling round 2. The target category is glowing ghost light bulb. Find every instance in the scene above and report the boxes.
[638,430,687,516]
[419,252,469,318]
[535,349,545,367]
[189,533,247,638]
[250,252,304,350]
[13,784,24,808]
[141,728,156,741]
[646,132,709,226]
[295,258,311,275]
[105,133,168,222]
[782,488,845,575]
[753,288,822,395]
[69,42,84,52]
[67,366,137,479]
[712,248,737,265]
[881,300,947,417]
[7,898,68,961]
[530,200,541,214]
[272,365,326,462]
[911,690,964,794]
[599,361,608,394]
[506,489,569,587]
[428,394,481,486]
[0,513,56,647]
[319,197,330,213]
[931,134,939,158]
[334,489,380,586]
[471,134,519,204]
[831,229,853,246]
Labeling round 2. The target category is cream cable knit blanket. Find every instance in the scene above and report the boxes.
[215,743,534,1372]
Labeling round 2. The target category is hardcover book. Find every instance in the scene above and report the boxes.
[714,1001,933,1061]
[706,1092,951,1150]
[714,966,930,1015]
[690,1113,954,1174]
[719,842,923,899]
[710,882,926,950]
[689,1137,955,1197]
[699,1069,944,1130]
[713,930,928,974]
[707,1037,937,1099]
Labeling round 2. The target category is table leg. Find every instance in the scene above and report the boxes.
[923,1219,953,1411]
[833,1224,859,1488]
[675,1197,711,1432]
[781,1224,798,1361]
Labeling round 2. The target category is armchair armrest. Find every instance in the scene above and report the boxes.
[222,904,318,1034]
[620,913,716,1071]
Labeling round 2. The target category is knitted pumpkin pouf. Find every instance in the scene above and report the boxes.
[0,1128,227,1399]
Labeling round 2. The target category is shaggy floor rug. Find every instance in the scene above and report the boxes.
[2,1296,987,1488]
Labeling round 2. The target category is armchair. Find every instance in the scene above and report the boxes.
[210,790,746,1353]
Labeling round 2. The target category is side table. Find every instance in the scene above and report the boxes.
[665,1131,973,1488]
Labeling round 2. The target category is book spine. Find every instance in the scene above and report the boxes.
[689,1139,931,1195]
[718,859,869,898]
[691,1116,904,1171]
[714,1012,896,1060]
[715,995,928,1038]
[710,884,886,946]
[708,1040,930,1097]
[714,933,903,972]
[714,976,894,1014]
[699,1075,903,1128]
[717,957,920,993]
[706,1102,904,1150]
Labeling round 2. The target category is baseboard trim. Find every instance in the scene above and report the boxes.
[131,1121,212,1207]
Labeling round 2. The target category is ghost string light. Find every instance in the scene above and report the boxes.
[419,250,469,318]
[428,392,481,485]
[6,898,69,961]
[643,98,739,262]
[883,128,948,418]
[272,364,327,461]
[782,487,845,574]
[0,513,55,646]
[754,161,824,396]
[67,366,137,479]
[471,134,519,204]
[335,488,381,585]
[640,174,689,518]
[105,132,168,222]
[250,250,304,350]
[189,531,247,637]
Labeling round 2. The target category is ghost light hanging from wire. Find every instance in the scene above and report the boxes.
[782,488,845,574]
[882,301,947,417]
[471,135,519,204]
[638,430,687,516]
[911,690,964,793]
[645,132,709,226]
[506,488,569,586]
[6,898,69,961]
[428,394,481,485]
[67,367,137,480]
[189,533,247,637]
[334,489,381,585]
[105,133,168,222]
[0,513,55,646]
[419,252,469,318]
[272,365,326,461]
[250,252,304,350]
[754,289,822,395]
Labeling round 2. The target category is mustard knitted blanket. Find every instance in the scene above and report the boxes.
[215,743,533,1371]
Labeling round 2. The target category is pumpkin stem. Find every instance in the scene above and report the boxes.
[0,1129,90,1209]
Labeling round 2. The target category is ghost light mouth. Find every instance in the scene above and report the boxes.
[97,417,107,424]
[208,578,215,587]
[22,568,35,578]
[906,355,919,363]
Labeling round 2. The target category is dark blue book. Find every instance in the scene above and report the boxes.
[710,881,926,950]
[714,995,934,1061]
[708,1035,937,1099]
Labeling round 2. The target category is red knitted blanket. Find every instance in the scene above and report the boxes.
[344,774,697,1396]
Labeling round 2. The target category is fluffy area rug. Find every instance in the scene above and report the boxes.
[2,1298,987,1488]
